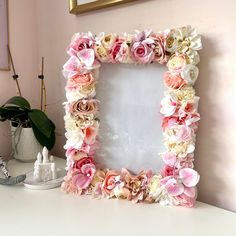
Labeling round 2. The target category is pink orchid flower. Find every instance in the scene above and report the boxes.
[160,94,178,117]
[63,49,100,78]
[161,168,200,198]
[72,163,96,189]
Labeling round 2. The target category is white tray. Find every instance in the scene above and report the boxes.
[23,168,66,190]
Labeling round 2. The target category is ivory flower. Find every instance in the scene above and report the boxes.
[181,64,199,85]
[160,94,178,117]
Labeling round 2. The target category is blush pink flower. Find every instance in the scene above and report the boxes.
[176,125,193,142]
[109,39,130,63]
[63,49,100,78]
[160,95,178,117]
[160,165,176,177]
[102,170,120,196]
[82,123,99,145]
[162,152,177,166]
[131,30,155,63]
[72,163,96,189]
[70,98,99,115]
[66,73,95,90]
[151,33,168,64]
[67,33,95,56]
[164,71,186,90]
[73,156,95,170]
[162,116,179,130]
[174,193,196,207]
[161,168,200,198]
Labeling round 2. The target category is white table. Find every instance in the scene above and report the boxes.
[0,158,236,236]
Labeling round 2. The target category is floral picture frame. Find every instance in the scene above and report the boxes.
[62,26,202,207]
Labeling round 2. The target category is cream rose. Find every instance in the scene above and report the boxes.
[181,64,199,85]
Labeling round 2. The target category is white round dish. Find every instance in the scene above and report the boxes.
[23,168,66,190]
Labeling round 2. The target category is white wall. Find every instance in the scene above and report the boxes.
[1,0,236,211]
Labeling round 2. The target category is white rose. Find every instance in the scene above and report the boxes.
[181,64,199,85]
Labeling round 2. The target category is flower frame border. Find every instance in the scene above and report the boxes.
[62,26,202,207]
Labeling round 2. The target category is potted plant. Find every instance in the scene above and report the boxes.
[0,50,55,162]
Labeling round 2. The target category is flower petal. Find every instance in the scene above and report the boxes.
[165,178,184,196]
[179,168,200,187]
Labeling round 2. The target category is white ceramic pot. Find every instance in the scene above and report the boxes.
[11,125,43,162]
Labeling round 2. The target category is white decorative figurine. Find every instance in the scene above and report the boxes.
[33,147,57,182]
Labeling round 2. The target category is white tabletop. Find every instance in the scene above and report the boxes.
[0,158,236,236]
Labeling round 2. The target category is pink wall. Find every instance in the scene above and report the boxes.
[0,0,39,157]
[1,0,236,211]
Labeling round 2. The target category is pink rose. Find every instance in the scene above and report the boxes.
[131,42,154,63]
[67,33,95,56]
[66,73,95,90]
[151,33,168,64]
[102,170,120,196]
[110,39,130,63]
[72,163,96,189]
[70,98,99,115]
[164,71,186,90]
[73,156,94,170]
[160,165,176,177]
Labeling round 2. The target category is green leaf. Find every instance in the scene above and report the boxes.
[4,96,31,109]
[0,107,28,122]
[31,122,56,150]
[28,109,53,138]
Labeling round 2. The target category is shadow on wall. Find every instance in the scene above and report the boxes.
[194,36,225,208]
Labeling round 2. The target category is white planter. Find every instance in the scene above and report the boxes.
[11,125,43,162]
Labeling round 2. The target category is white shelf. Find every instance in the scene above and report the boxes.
[0,157,236,236]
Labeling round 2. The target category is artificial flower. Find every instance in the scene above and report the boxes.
[82,121,99,145]
[110,39,130,63]
[162,152,177,166]
[160,165,176,177]
[70,98,99,116]
[102,170,120,197]
[167,54,187,72]
[94,44,109,62]
[76,114,96,129]
[181,64,199,85]
[72,163,96,189]
[101,34,117,50]
[165,140,195,158]
[174,85,195,102]
[73,156,95,170]
[151,33,168,64]
[67,32,95,56]
[163,71,186,90]
[131,30,155,63]
[66,73,95,88]
[160,94,178,117]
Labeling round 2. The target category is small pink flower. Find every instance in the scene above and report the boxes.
[162,152,177,166]
[67,33,95,56]
[161,165,176,177]
[72,163,96,189]
[82,124,98,145]
[66,73,95,90]
[102,170,120,196]
[110,39,130,63]
[79,141,100,155]
[176,125,193,142]
[73,156,95,170]
[162,116,179,130]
